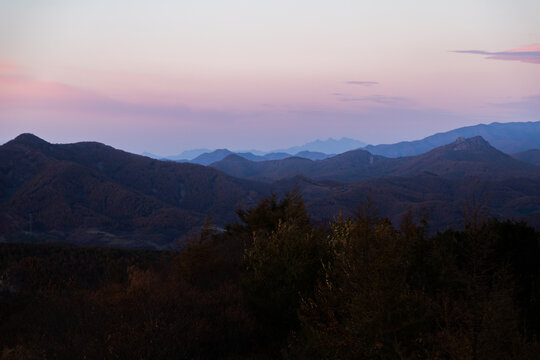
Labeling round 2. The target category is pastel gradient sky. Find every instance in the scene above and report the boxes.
[1,0,539,155]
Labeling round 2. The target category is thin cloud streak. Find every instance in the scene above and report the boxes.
[452,44,540,64]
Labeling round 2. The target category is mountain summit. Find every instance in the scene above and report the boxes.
[451,136,489,150]
[390,136,540,179]
[10,133,51,148]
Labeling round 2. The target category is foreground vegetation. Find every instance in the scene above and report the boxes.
[1,193,539,359]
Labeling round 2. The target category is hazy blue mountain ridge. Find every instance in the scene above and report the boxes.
[147,121,540,162]
[211,136,540,182]
[365,121,540,157]
[273,137,366,154]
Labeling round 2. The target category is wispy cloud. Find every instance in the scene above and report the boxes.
[452,44,540,64]
[345,81,379,86]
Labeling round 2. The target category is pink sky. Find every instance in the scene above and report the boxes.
[1,1,539,155]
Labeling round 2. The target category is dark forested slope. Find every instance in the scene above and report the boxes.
[0,134,268,248]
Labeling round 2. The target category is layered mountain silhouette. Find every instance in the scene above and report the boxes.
[212,136,539,231]
[212,136,540,182]
[168,148,212,161]
[274,137,366,154]
[171,137,363,161]
[147,121,539,163]
[1,133,539,248]
[186,149,332,165]
[0,134,268,248]
[365,121,540,157]
[146,137,361,162]
[189,149,235,165]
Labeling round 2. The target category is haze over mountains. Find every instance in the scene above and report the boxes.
[212,136,540,182]
[1,121,540,248]
[147,137,364,161]
[185,149,333,166]
[274,137,366,155]
[364,121,540,157]
[152,121,540,165]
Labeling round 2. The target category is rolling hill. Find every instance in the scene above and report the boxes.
[0,134,268,248]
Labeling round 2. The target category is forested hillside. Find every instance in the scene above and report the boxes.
[1,193,539,359]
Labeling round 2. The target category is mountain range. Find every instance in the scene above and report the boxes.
[149,121,540,166]
[1,124,539,248]
[187,149,333,166]
[364,121,540,157]
[211,136,540,182]
[143,137,357,162]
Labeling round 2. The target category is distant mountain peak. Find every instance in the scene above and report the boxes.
[213,148,233,154]
[365,121,540,157]
[190,149,233,165]
[274,137,366,155]
[11,133,49,147]
[449,136,490,151]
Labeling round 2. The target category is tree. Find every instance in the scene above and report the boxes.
[241,191,327,350]
[291,207,428,359]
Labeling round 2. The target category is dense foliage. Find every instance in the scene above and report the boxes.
[1,193,539,359]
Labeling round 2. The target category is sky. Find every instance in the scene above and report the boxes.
[1,0,539,155]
